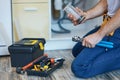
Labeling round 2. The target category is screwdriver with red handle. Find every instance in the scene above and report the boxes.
[16,54,48,74]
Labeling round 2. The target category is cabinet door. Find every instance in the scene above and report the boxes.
[12,0,48,3]
[12,3,49,41]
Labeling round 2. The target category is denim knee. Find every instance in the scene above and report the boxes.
[71,60,92,78]
[72,42,84,57]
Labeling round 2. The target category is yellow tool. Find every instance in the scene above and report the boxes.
[44,65,49,70]
[34,65,40,71]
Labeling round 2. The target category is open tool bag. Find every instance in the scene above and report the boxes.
[16,54,65,77]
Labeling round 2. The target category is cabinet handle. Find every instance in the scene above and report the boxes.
[24,8,38,11]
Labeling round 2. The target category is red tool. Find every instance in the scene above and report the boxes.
[50,58,64,64]
[16,54,48,74]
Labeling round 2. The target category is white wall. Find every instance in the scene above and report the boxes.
[0,0,12,56]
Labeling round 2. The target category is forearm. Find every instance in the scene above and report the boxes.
[97,8,120,37]
[85,0,107,20]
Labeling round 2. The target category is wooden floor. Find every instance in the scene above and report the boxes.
[0,49,120,80]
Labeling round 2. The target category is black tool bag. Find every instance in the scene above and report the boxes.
[8,38,46,67]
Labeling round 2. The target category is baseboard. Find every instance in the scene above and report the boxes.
[0,47,10,56]
[45,39,76,50]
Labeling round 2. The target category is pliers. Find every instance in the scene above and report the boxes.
[72,36,114,48]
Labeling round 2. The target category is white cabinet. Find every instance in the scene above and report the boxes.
[0,0,12,56]
[12,0,48,3]
[12,0,49,41]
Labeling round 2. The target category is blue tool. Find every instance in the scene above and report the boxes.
[72,36,114,48]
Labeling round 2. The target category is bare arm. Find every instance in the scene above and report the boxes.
[83,8,120,48]
[97,8,120,37]
[68,0,108,25]
[85,0,108,20]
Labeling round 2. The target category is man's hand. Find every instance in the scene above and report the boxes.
[67,7,88,25]
[82,32,104,48]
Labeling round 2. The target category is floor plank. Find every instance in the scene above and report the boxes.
[0,49,120,80]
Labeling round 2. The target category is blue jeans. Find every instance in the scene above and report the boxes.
[71,26,120,78]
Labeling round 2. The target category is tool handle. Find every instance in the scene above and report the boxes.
[33,54,48,63]
[97,43,113,48]
[22,63,33,70]
[99,41,113,45]
[22,54,48,70]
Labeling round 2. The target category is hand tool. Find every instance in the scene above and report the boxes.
[72,36,114,48]
[50,58,65,64]
[16,54,48,74]
[32,58,65,72]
